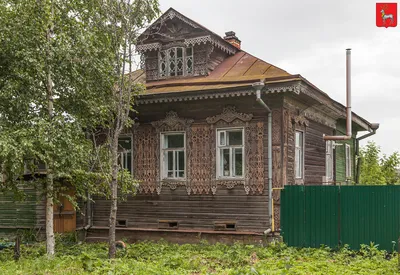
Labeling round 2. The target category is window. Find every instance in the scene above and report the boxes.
[325,141,334,182]
[345,144,352,178]
[295,131,304,179]
[216,129,244,178]
[161,133,185,179]
[118,136,132,174]
[159,47,193,77]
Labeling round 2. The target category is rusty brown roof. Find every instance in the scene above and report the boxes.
[132,50,293,94]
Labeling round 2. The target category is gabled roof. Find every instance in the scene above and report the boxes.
[132,50,292,94]
[133,8,375,132]
[137,8,237,55]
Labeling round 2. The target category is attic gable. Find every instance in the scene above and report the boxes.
[137,8,237,55]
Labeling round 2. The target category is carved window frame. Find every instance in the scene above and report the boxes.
[158,46,194,78]
[325,140,334,184]
[345,144,352,180]
[295,130,305,180]
[151,111,194,195]
[216,127,245,180]
[206,106,259,195]
[160,131,186,180]
[292,115,308,185]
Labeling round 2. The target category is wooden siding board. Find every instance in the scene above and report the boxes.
[304,121,334,185]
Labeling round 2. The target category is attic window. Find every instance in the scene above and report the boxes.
[159,47,193,77]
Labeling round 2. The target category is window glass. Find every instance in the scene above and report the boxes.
[217,129,244,178]
[295,131,304,179]
[164,134,184,148]
[228,131,242,146]
[118,137,132,174]
[162,133,185,179]
[159,47,193,77]
[234,148,243,176]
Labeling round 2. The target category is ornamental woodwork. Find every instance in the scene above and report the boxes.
[151,111,194,195]
[189,125,212,194]
[133,124,158,194]
[206,106,264,195]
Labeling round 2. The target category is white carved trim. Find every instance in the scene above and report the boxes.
[206,106,253,124]
[137,84,302,105]
[184,35,237,55]
[151,111,194,129]
[163,9,199,29]
[136,42,162,53]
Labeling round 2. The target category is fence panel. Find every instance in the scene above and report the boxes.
[281,185,400,251]
[340,186,400,251]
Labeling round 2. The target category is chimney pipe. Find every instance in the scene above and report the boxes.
[324,49,352,141]
[224,31,241,50]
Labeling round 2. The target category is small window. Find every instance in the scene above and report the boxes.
[326,141,334,182]
[159,47,193,77]
[295,131,304,179]
[161,133,185,179]
[118,136,132,174]
[345,144,352,178]
[217,129,244,178]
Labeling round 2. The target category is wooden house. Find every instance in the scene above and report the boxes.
[83,8,377,243]
[0,8,378,243]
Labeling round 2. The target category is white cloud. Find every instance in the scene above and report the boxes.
[160,0,400,155]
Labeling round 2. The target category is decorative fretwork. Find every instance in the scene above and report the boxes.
[246,122,265,194]
[152,111,194,195]
[184,35,237,55]
[136,42,161,53]
[158,47,194,78]
[206,106,263,195]
[206,106,253,124]
[189,125,212,194]
[133,124,158,194]
[292,115,309,127]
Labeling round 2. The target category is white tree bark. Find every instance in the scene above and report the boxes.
[45,0,55,257]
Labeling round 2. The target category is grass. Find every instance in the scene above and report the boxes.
[0,237,399,274]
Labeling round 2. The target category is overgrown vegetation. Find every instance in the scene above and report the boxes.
[359,141,400,185]
[0,239,398,274]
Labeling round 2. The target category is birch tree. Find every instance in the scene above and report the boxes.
[91,0,159,259]
[0,0,121,256]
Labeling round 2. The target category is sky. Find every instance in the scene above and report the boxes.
[158,0,400,156]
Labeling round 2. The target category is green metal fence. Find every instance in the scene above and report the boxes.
[281,185,400,251]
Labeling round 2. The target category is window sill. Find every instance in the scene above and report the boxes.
[161,178,186,182]
[216,178,245,181]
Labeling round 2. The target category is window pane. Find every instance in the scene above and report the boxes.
[221,148,230,177]
[186,47,192,56]
[228,131,242,146]
[234,148,243,176]
[177,47,183,58]
[167,151,173,173]
[165,134,184,148]
[295,131,303,147]
[118,137,131,151]
[219,131,225,146]
[178,150,184,171]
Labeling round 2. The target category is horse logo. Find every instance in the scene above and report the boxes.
[376,3,397,28]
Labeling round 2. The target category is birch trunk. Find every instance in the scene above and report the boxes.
[45,0,55,257]
[108,134,119,258]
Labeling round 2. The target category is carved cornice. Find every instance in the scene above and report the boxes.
[137,84,302,105]
[151,111,194,129]
[184,35,237,55]
[136,42,162,53]
[206,106,253,124]
[162,9,199,29]
[292,116,309,127]
[303,110,337,129]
